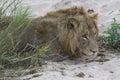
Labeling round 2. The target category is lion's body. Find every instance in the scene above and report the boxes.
[1,7,99,59]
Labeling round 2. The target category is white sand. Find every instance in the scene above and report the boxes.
[21,55,120,80]
[20,0,120,80]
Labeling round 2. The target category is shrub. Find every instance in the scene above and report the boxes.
[0,0,49,75]
[102,18,120,50]
[0,0,32,69]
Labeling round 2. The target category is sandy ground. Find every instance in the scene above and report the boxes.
[20,53,120,80]
[19,0,120,80]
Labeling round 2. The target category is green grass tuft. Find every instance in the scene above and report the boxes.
[102,18,120,50]
[0,0,48,75]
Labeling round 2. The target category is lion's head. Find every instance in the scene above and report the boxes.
[57,7,99,59]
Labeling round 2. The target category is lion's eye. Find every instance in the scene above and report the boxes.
[84,35,87,39]
[82,35,88,39]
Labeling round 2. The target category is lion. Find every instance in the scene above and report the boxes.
[49,7,99,59]
[27,7,99,58]
[1,7,99,59]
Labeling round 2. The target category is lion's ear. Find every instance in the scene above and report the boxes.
[67,18,78,30]
[91,13,98,20]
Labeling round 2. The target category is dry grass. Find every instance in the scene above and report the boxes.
[0,0,48,78]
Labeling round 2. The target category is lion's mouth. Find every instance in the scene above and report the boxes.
[80,51,98,60]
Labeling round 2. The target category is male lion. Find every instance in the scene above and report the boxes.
[1,7,99,59]
[52,7,99,59]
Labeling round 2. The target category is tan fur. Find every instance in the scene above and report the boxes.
[1,7,99,58]
[34,7,99,58]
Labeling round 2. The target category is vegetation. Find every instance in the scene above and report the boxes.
[102,18,120,50]
[0,0,48,76]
